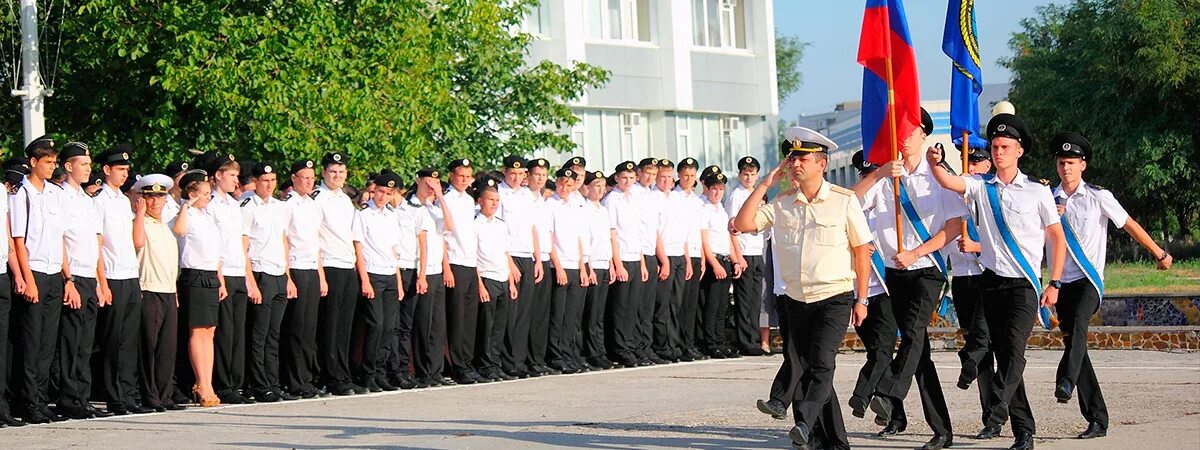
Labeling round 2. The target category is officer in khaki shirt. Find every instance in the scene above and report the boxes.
[734,127,872,450]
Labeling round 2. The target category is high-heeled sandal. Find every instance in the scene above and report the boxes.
[193,385,221,407]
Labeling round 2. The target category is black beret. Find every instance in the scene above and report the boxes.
[700,165,722,180]
[526,158,549,169]
[416,167,441,179]
[584,170,604,185]
[177,170,208,191]
[613,161,636,173]
[677,157,699,170]
[238,173,254,186]
[544,180,556,192]
[4,157,30,175]
[702,173,728,187]
[920,107,934,136]
[554,167,575,179]
[120,172,142,193]
[737,156,760,171]
[472,176,499,195]
[87,173,104,189]
[98,144,133,166]
[606,174,617,187]
[447,158,472,171]
[986,113,1033,151]
[851,150,877,174]
[637,157,659,168]
[23,135,54,157]
[57,142,91,164]
[321,152,348,166]
[1049,131,1091,161]
[502,155,526,170]
[251,162,277,177]
[165,161,190,178]
[373,172,403,189]
[290,159,316,174]
[954,135,991,162]
[657,158,674,169]
[563,156,586,168]
[193,151,235,174]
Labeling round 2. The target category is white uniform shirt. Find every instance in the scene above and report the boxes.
[174,205,221,271]
[95,184,139,280]
[586,201,613,270]
[602,188,645,262]
[497,181,535,259]
[62,184,102,278]
[352,201,402,276]
[394,202,427,270]
[1052,182,1129,283]
[862,159,969,270]
[475,214,511,282]
[161,196,180,224]
[241,193,289,276]
[675,185,704,258]
[532,191,552,261]
[0,189,8,274]
[314,184,356,270]
[11,177,67,274]
[285,192,322,271]
[701,198,732,256]
[946,200,984,277]
[442,187,478,267]
[962,171,1058,279]
[864,208,886,298]
[655,188,689,257]
[638,186,664,256]
[413,197,447,276]
[210,192,248,277]
[725,183,765,256]
[549,194,589,269]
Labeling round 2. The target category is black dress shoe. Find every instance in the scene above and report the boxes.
[723,347,743,358]
[413,377,435,389]
[375,377,399,391]
[958,364,978,390]
[437,376,458,386]
[330,383,355,396]
[219,391,247,404]
[1077,422,1107,439]
[976,424,1002,439]
[869,395,893,427]
[255,390,281,402]
[364,380,384,393]
[495,370,518,381]
[453,374,478,385]
[876,422,906,437]
[0,413,27,427]
[647,355,669,365]
[1009,432,1035,450]
[21,409,50,424]
[163,402,188,411]
[127,404,155,415]
[293,386,316,399]
[756,399,787,419]
[467,371,492,383]
[107,404,130,416]
[277,390,301,401]
[848,396,868,418]
[1055,380,1074,403]
[740,347,765,357]
[987,401,1010,428]
[86,405,115,418]
[394,374,419,389]
[57,405,93,420]
[788,422,811,449]
[349,383,369,394]
[151,405,167,413]
[922,434,953,450]
[42,406,69,422]
[956,374,973,390]
[705,349,727,359]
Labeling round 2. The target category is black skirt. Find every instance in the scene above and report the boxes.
[179,269,220,328]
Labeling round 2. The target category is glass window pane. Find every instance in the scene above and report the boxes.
[589,0,604,39]
[706,0,720,47]
[721,10,733,47]
[692,0,706,45]
[608,0,623,39]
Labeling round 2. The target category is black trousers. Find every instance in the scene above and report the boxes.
[548,269,586,366]
[527,260,553,368]
[139,291,178,407]
[732,254,765,351]
[850,292,908,426]
[981,269,1038,435]
[953,274,997,425]
[357,273,398,383]
[281,269,320,391]
[387,269,418,379]
[699,257,733,353]
[13,271,64,412]
[445,264,479,376]
[637,255,659,356]
[785,293,853,448]
[653,255,684,358]
[97,277,141,408]
[246,273,287,394]
[0,274,12,415]
[679,257,702,352]
[475,277,509,372]
[582,268,610,360]
[768,294,849,450]
[54,276,99,409]
[412,273,446,380]
[1056,279,1108,427]
[876,267,953,435]
[214,275,248,395]
[318,267,357,387]
[504,257,535,374]
[605,260,642,364]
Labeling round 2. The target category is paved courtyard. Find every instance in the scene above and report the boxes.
[3,350,1198,449]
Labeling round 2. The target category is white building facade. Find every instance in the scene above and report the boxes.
[525,0,780,173]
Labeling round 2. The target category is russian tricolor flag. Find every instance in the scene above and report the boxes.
[858,0,922,166]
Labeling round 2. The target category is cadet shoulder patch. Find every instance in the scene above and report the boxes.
[1029,175,1050,186]
[1086,183,1105,191]
[309,190,320,200]
[88,190,102,198]
[829,185,855,197]
[356,203,368,210]
[283,193,293,201]
[240,198,252,207]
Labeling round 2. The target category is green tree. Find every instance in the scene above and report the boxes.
[0,0,608,181]
[775,33,807,104]
[1003,0,1199,239]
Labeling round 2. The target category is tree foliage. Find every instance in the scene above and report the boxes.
[1003,0,1199,238]
[0,0,608,181]
[775,33,807,104]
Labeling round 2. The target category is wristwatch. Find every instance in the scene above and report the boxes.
[1048,279,1062,289]
[64,275,75,284]
[1158,251,1170,261]
[856,298,870,306]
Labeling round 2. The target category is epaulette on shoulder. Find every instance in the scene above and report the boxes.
[240,198,252,207]
[309,190,320,200]
[8,185,18,195]
[385,204,396,211]
[88,190,102,198]
[829,185,855,197]
[282,193,293,201]
[1086,183,1105,191]
[356,203,368,211]
[1029,175,1050,186]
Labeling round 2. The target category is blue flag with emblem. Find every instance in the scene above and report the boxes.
[1060,215,1105,297]
[942,0,983,138]
[896,182,952,317]
[983,177,1054,329]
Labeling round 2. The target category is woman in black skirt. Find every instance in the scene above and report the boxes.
[171,171,226,407]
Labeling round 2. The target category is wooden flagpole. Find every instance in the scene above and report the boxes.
[962,130,970,239]
[884,57,904,253]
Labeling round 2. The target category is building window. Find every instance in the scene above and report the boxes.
[588,0,651,42]
[523,2,551,36]
[692,0,746,49]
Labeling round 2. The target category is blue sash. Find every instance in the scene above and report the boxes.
[982,178,1054,330]
[870,249,889,296]
[965,215,980,242]
[1060,215,1105,297]
[897,182,951,317]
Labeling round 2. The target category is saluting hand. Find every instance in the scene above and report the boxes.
[135,197,148,217]
[762,165,785,187]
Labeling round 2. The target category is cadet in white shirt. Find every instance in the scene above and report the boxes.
[442,159,485,385]
[410,168,456,388]
[471,178,519,382]
[650,160,688,363]
[698,173,745,360]
[241,162,297,403]
[91,145,150,416]
[312,152,361,396]
[926,114,1067,450]
[495,156,538,378]
[524,158,556,376]
[0,154,19,427]
[351,172,406,393]
[725,156,768,357]
[281,159,326,399]
[546,168,592,374]
[580,171,615,370]
[632,158,666,365]
[54,142,108,419]
[172,170,227,408]
[673,158,706,362]
[1047,132,1171,440]
[386,177,428,390]
[601,161,649,368]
